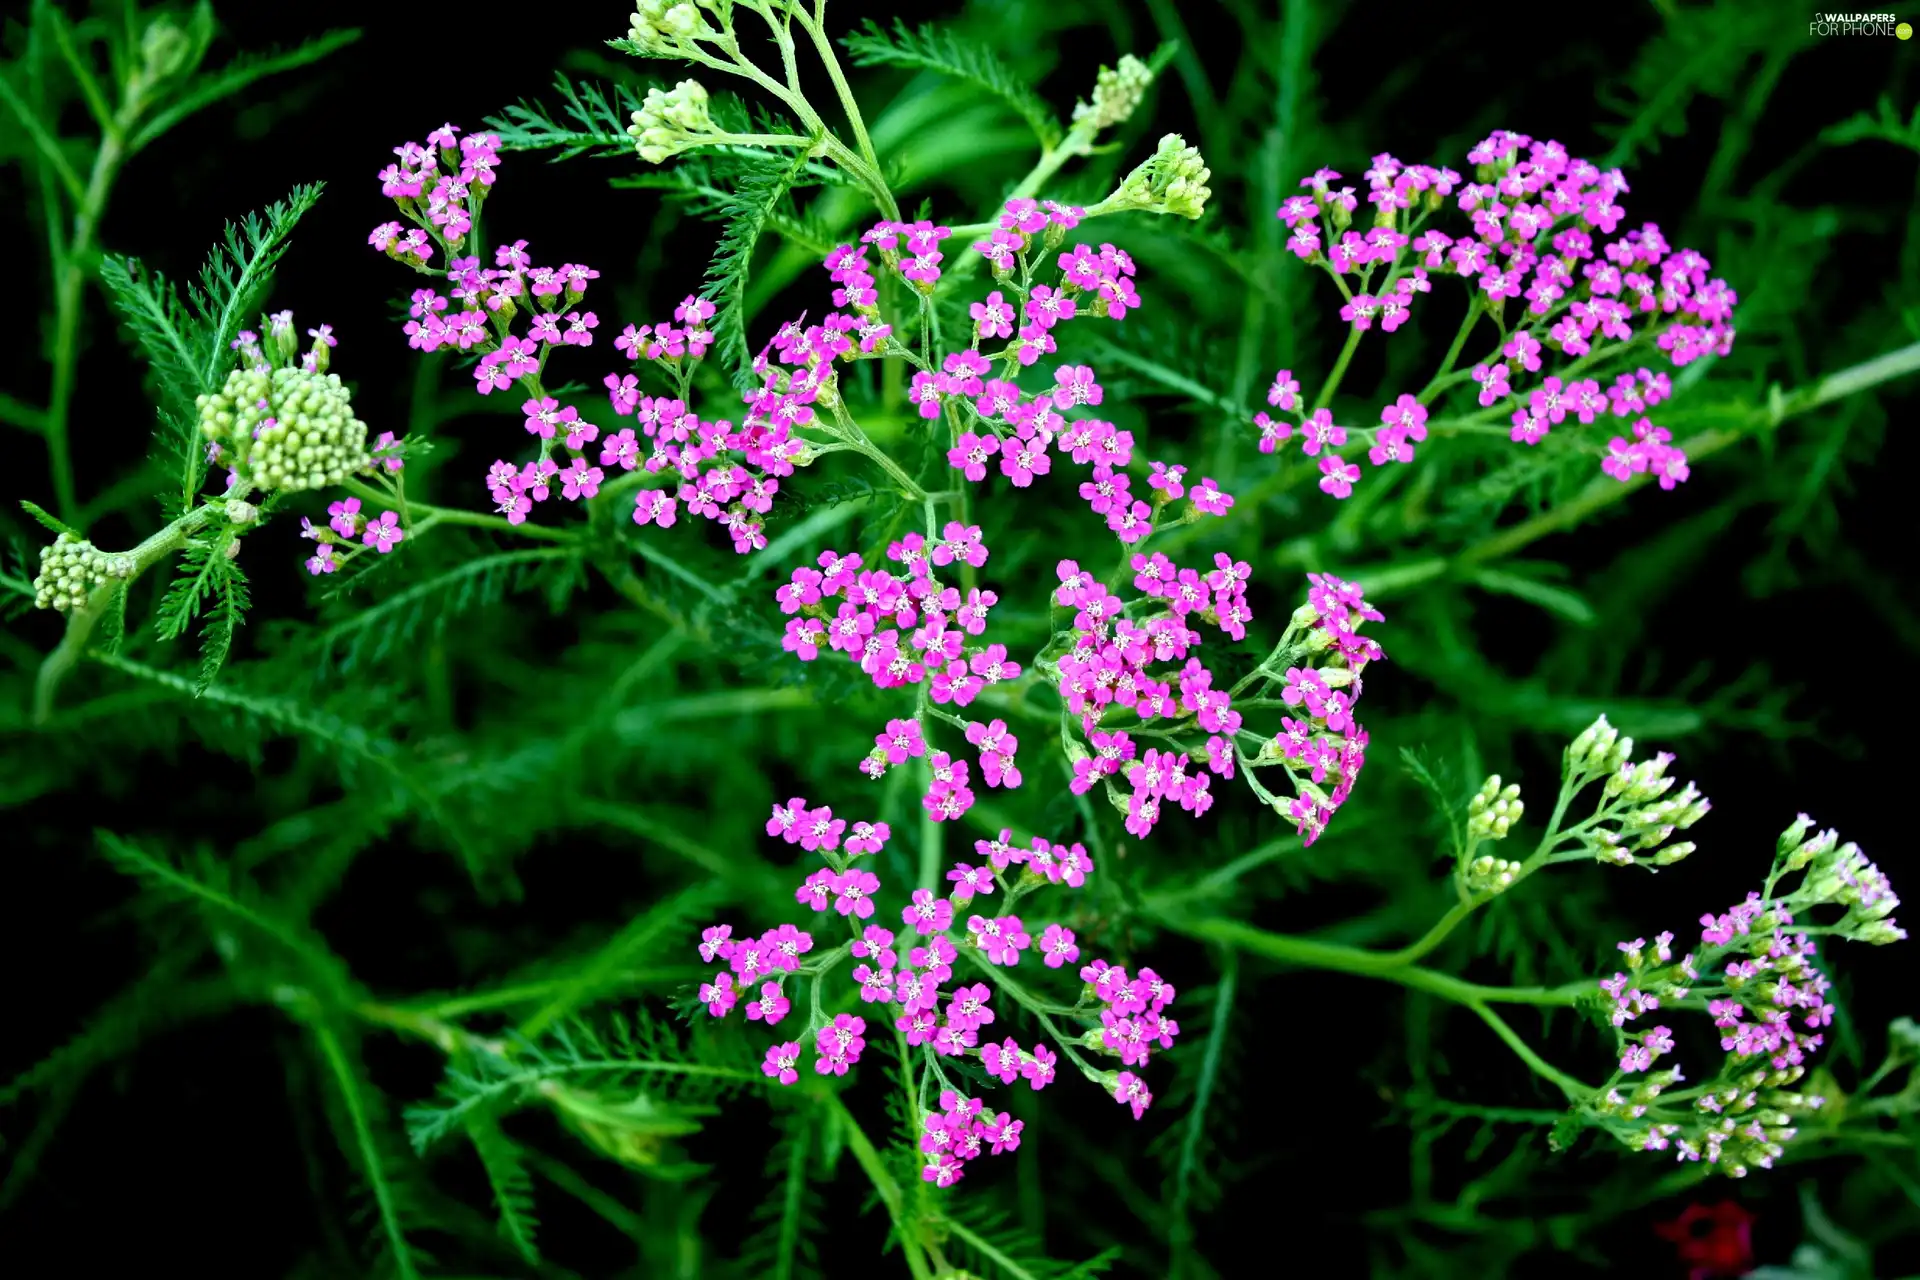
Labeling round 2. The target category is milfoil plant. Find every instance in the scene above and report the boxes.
[5,2,1920,1278]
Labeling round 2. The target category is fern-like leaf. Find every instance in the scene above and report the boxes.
[126,29,362,154]
[705,139,822,392]
[516,879,731,1040]
[486,73,648,158]
[943,1193,1123,1280]
[465,1114,541,1264]
[841,18,1061,149]
[736,1107,825,1280]
[94,830,354,995]
[188,183,327,385]
[97,252,202,422]
[404,1009,754,1153]
[196,548,249,693]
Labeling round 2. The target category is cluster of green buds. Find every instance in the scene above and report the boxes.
[1462,854,1521,895]
[32,533,134,612]
[1467,774,1523,840]
[627,79,717,164]
[1107,134,1212,220]
[1776,813,1905,945]
[1456,775,1525,894]
[196,315,368,493]
[626,0,724,53]
[1070,54,1155,132]
[1563,716,1710,870]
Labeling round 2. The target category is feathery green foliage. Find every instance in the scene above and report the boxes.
[842,17,1062,149]
[5,2,1919,1278]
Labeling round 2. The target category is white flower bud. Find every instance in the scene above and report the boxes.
[1071,54,1155,132]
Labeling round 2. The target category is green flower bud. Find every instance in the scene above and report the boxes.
[629,0,718,49]
[138,14,197,85]
[199,364,370,492]
[1111,134,1213,220]
[32,532,133,612]
[1070,54,1155,132]
[1652,841,1695,866]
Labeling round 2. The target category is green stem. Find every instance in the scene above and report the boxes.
[1465,1001,1592,1099]
[1418,299,1481,403]
[795,3,894,218]
[339,479,576,543]
[1177,915,1581,1004]
[44,128,125,522]
[32,497,227,723]
[823,1091,935,1280]
[1311,323,1365,413]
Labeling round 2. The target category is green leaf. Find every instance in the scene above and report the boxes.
[465,1115,541,1265]
[97,252,202,421]
[403,1010,754,1153]
[195,546,249,694]
[155,533,228,642]
[1467,565,1596,626]
[1399,745,1466,861]
[309,1018,423,1280]
[18,499,80,538]
[126,28,361,155]
[0,63,83,201]
[704,139,821,393]
[841,18,1061,149]
[188,182,326,387]
[485,73,650,159]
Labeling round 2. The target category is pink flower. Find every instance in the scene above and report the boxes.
[1113,1070,1153,1119]
[362,510,405,553]
[762,1041,801,1085]
[832,869,881,918]
[877,717,926,764]
[699,971,737,1017]
[1318,455,1360,499]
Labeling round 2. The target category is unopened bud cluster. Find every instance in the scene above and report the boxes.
[1071,55,1154,132]
[198,358,369,492]
[1466,774,1523,840]
[628,79,716,164]
[1775,813,1906,946]
[1112,134,1212,220]
[627,0,720,52]
[1562,716,1710,870]
[32,533,134,612]
[1464,854,1521,895]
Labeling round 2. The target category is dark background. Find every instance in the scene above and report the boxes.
[4,1,1915,1276]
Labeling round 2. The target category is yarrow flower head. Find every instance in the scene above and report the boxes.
[695,789,1174,1187]
[1258,132,1735,501]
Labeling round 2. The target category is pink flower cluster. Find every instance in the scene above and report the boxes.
[1268,131,1738,497]
[1586,812,1906,1178]
[1256,575,1384,844]
[699,790,1175,1187]
[602,293,806,552]
[918,1087,1024,1187]
[370,124,648,526]
[298,495,406,575]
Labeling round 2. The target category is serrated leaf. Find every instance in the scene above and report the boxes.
[18,499,80,538]
[705,139,821,393]
[841,18,1061,149]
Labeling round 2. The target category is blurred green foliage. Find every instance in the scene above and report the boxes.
[1,0,1917,1277]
